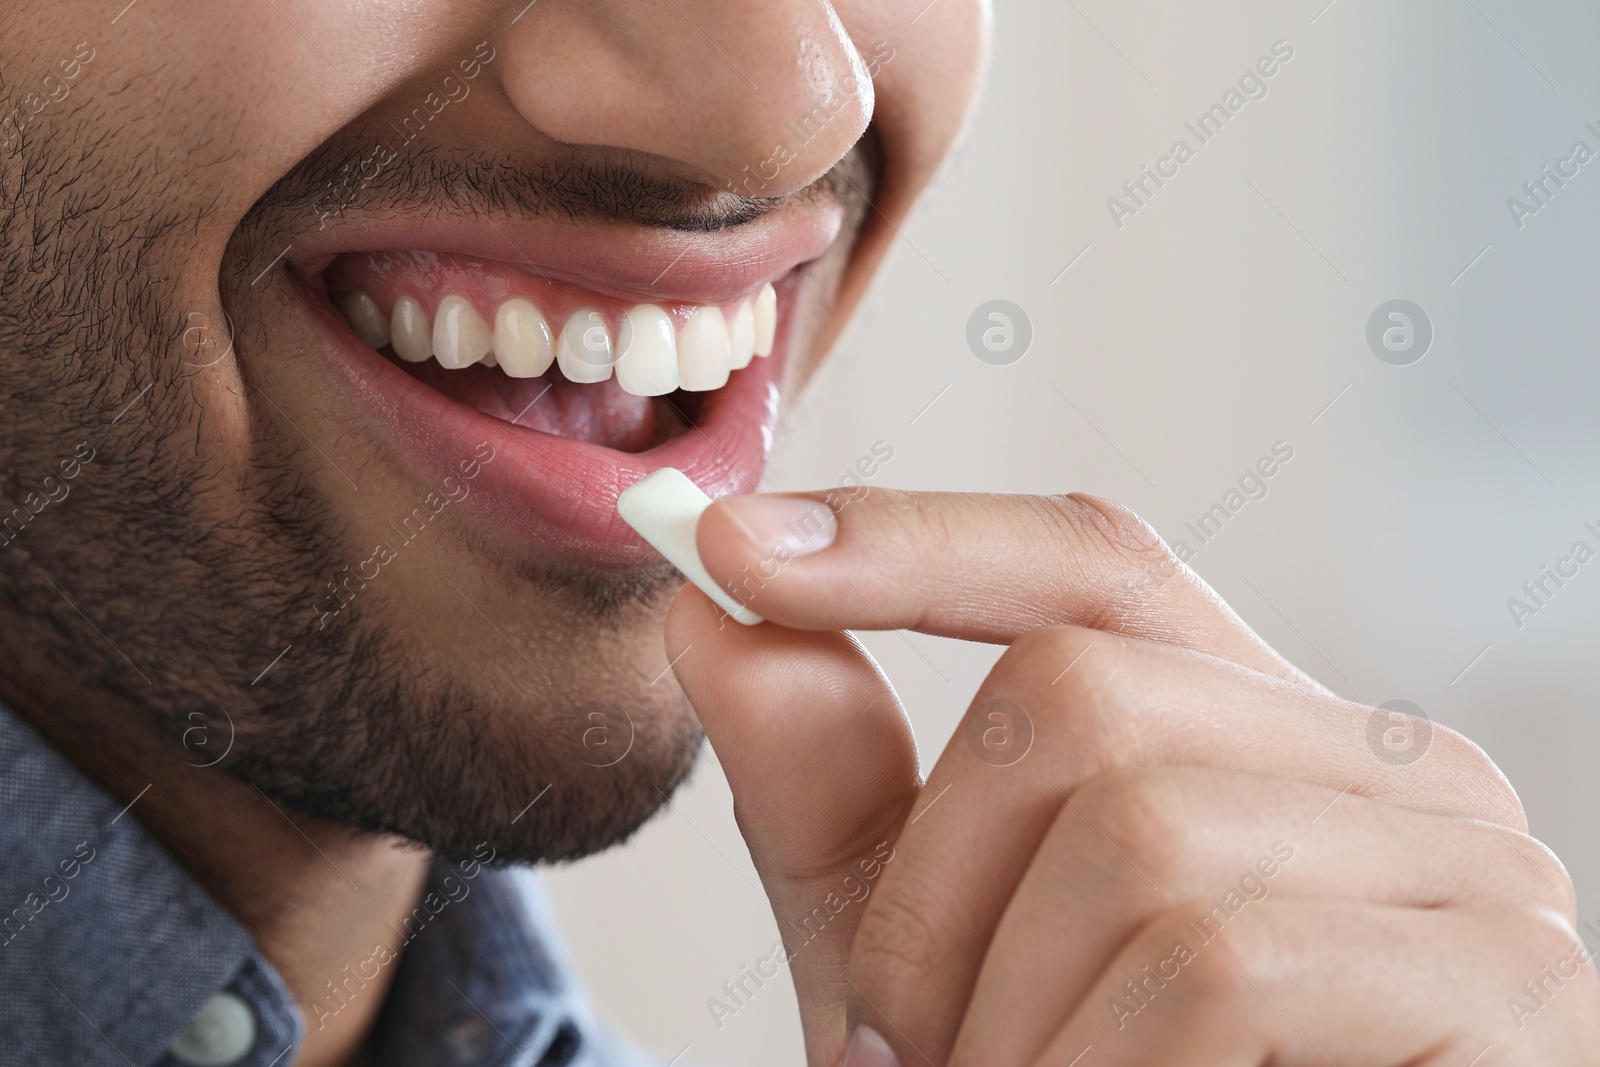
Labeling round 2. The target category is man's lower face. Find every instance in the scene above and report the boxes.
[0,88,875,864]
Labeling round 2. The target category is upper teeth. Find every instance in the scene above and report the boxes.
[333,284,777,397]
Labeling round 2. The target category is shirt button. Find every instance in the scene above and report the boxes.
[169,991,257,1066]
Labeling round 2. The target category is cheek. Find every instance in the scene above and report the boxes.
[817,0,988,340]
[832,0,989,173]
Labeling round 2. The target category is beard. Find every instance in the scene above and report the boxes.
[0,107,872,864]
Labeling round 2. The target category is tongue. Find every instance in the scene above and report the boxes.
[392,356,686,452]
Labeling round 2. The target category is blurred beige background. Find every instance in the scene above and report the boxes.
[546,1,1600,1062]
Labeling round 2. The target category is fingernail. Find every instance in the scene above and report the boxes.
[720,494,837,559]
[842,1025,900,1067]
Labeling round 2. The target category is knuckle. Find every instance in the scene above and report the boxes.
[1014,623,1108,685]
[1499,836,1580,923]
[1430,726,1527,831]
[1041,493,1166,562]
[1128,906,1263,1009]
[1170,904,1282,1003]
[994,625,1132,770]
[1003,623,1123,700]
[1033,494,1177,624]
[1003,622,1101,676]
[1069,768,1192,895]
[1102,909,1276,1044]
[1500,903,1587,967]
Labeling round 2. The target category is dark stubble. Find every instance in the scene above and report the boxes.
[0,103,873,863]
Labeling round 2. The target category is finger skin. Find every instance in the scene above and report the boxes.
[697,489,1315,686]
[842,625,1526,1066]
[1031,901,1600,1066]
[663,587,920,1066]
[949,766,1577,1067]
[686,486,1549,1067]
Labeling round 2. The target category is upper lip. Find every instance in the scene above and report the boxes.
[287,201,844,306]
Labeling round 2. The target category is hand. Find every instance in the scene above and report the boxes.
[665,489,1600,1065]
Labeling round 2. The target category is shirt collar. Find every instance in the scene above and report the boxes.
[0,706,631,1067]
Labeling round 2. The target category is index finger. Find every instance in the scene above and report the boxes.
[697,488,1314,685]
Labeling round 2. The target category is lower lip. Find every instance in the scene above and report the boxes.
[308,276,794,563]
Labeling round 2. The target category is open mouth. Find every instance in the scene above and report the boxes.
[283,215,829,562]
[321,251,777,455]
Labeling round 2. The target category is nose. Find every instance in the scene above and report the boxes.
[498,0,873,199]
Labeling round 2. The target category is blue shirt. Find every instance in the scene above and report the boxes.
[0,708,649,1066]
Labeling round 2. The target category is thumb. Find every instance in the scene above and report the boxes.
[664,587,919,1067]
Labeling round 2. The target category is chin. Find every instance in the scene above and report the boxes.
[221,619,710,865]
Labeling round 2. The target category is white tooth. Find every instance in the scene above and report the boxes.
[616,304,679,396]
[676,306,731,391]
[494,298,554,378]
[334,291,391,350]
[557,307,614,383]
[433,295,492,370]
[752,282,777,357]
[727,302,756,370]
[391,296,433,363]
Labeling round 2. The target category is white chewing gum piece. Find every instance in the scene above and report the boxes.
[616,468,763,626]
